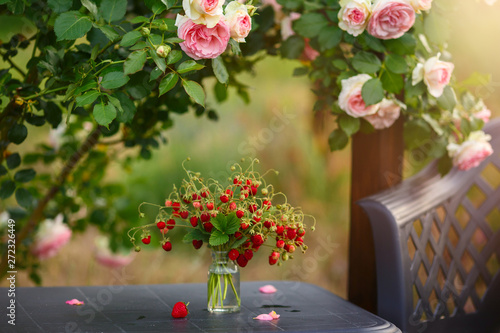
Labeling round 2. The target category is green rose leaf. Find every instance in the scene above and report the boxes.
[54,11,92,41]
[99,0,127,23]
[93,103,117,127]
[166,50,183,65]
[120,31,142,47]
[280,35,305,59]
[328,129,349,151]
[6,153,21,169]
[352,51,382,74]
[101,71,130,89]
[98,25,120,41]
[385,53,408,74]
[114,92,137,124]
[383,33,416,56]
[318,25,342,51]
[0,180,16,199]
[15,188,33,208]
[8,123,28,144]
[14,169,36,183]
[361,78,384,106]
[404,119,431,150]
[0,165,7,176]
[212,57,229,84]
[437,86,457,111]
[339,115,361,136]
[182,80,205,107]
[150,67,163,81]
[76,90,100,107]
[48,0,73,13]
[381,69,404,94]
[124,50,148,75]
[209,230,229,246]
[292,13,329,38]
[107,95,124,113]
[81,0,98,18]
[159,72,179,97]
[177,60,205,74]
[148,48,166,73]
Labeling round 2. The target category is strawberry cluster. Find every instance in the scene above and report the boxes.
[128,158,315,267]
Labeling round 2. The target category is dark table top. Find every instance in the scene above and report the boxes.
[0,281,401,333]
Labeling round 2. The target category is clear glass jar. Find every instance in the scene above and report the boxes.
[207,250,240,313]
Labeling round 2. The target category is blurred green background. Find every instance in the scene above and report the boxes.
[1,1,500,298]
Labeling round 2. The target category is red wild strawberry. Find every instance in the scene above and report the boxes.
[226,189,234,197]
[162,241,172,251]
[167,219,176,230]
[251,234,264,246]
[287,244,296,253]
[193,202,202,210]
[183,198,191,204]
[192,193,201,201]
[271,251,280,260]
[171,301,189,318]
[233,177,240,185]
[250,186,258,196]
[236,254,248,267]
[190,216,199,227]
[244,249,254,261]
[172,202,181,211]
[201,213,210,222]
[276,225,285,235]
[248,204,258,213]
[276,240,285,248]
[228,249,239,260]
[246,179,252,186]
[141,235,151,245]
[262,200,271,210]
[243,241,251,248]
[180,211,189,219]
[201,190,209,198]
[253,216,261,223]
[240,222,249,230]
[157,221,166,230]
[234,231,243,239]
[220,195,229,203]
[297,228,306,237]
[172,211,181,217]
[204,222,214,233]
[269,256,278,265]
[206,202,214,210]
[229,202,237,211]
[210,211,218,218]
[284,244,290,252]
[252,243,261,250]
[192,240,203,249]
[264,220,272,229]
[295,237,304,245]
[165,200,172,207]
[236,210,244,218]
[286,228,297,240]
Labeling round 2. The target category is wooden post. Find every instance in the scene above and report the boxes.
[348,117,405,313]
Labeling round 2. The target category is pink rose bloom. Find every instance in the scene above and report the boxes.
[409,0,432,12]
[367,0,415,40]
[261,0,283,17]
[281,12,301,40]
[32,214,72,260]
[447,131,494,171]
[339,74,380,118]
[412,54,454,98]
[473,101,491,123]
[338,0,372,37]
[225,1,252,43]
[176,15,230,60]
[301,38,320,61]
[364,99,401,129]
[183,0,224,28]
[94,236,135,269]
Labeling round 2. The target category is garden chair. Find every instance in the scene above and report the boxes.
[358,118,500,333]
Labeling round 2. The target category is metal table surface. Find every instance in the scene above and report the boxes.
[0,281,401,333]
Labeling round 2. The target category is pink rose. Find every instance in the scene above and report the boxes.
[339,74,380,118]
[32,214,72,260]
[447,131,493,171]
[301,38,320,61]
[473,101,491,123]
[412,54,454,98]
[338,0,372,37]
[183,0,224,28]
[281,12,301,40]
[364,99,401,129]
[367,0,415,40]
[176,15,230,60]
[409,0,432,12]
[94,236,135,269]
[261,0,283,18]
[225,2,252,43]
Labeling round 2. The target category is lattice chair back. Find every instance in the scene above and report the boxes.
[358,118,500,333]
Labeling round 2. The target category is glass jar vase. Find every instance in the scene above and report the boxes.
[207,250,240,313]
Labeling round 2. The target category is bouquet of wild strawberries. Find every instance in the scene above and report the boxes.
[128,158,315,267]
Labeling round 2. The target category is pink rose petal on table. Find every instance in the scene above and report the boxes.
[254,314,274,321]
[269,311,280,319]
[66,299,84,306]
[259,285,277,294]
